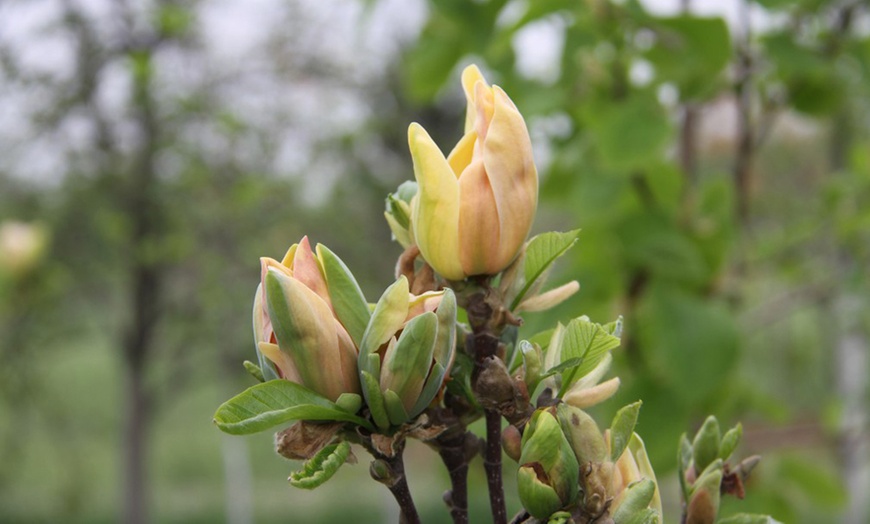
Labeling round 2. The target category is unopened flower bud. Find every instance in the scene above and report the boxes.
[407,65,537,280]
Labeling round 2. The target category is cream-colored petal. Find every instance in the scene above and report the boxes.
[406,290,444,319]
[334,320,361,394]
[562,377,621,409]
[483,86,538,270]
[279,243,298,267]
[474,82,495,142]
[515,281,580,313]
[461,65,487,133]
[446,130,477,178]
[258,341,302,383]
[408,123,464,280]
[457,159,502,276]
[291,236,332,308]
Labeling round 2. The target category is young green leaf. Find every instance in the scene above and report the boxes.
[610,401,642,461]
[243,360,265,383]
[510,230,580,310]
[213,380,374,434]
[288,441,351,489]
[557,318,621,393]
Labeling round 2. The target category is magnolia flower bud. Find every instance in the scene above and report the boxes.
[358,276,457,429]
[407,65,538,280]
[255,237,369,402]
[518,409,579,519]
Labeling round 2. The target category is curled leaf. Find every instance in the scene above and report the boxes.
[288,441,352,489]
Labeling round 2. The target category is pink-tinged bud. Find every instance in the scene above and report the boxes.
[254,237,370,402]
[407,65,538,281]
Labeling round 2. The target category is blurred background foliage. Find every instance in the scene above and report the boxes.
[0,0,868,522]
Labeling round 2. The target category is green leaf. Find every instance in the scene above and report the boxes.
[511,230,581,310]
[543,357,585,379]
[610,401,642,461]
[636,285,738,403]
[556,318,621,393]
[317,244,371,348]
[778,455,847,508]
[584,93,672,170]
[213,380,373,434]
[288,441,351,489]
[645,16,731,100]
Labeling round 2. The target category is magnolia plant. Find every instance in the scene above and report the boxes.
[214,65,776,524]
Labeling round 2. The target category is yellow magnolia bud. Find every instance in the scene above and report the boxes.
[254,236,369,402]
[408,65,538,281]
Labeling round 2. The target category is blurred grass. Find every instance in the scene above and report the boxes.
[0,337,520,523]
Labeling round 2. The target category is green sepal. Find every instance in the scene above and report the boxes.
[610,401,643,461]
[719,423,743,460]
[317,244,371,347]
[243,360,265,383]
[692,416,721,473]
[409,362,445,419]
[380,312,437,413]
[612,479,656,524]
[288,441,351,489]
[383,389,410,426]
[335,393,362,414]
[213,380,374,434]
[359,277,410,373]
[361,370,390,430]
[517,465,564,520]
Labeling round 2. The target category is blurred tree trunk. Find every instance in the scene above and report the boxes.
[122,42,162,524]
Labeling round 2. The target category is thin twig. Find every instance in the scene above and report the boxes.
[484,408,507,524]
[384,449,421,524]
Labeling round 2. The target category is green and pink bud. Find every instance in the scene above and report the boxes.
[254,236,370,402]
